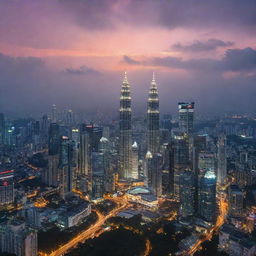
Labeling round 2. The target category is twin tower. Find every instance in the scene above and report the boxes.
[119,72,160,179]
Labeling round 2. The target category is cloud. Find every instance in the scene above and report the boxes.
[123,55,140,65]
[65,65,100,75]
[172,39,234,52]
[222,48,256,71]
[58,0,256,31]
[123,48,256,72]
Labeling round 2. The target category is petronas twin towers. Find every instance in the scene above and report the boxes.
[119,72,159,179]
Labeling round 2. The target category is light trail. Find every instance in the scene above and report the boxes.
[185,197,228,255]
[143,239,152,256]
[41,196,130,256]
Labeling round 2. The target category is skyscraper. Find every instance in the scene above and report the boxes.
[179,170,195,217]
[198,169,217,223]
[217,134,227,185]
[78,127,91,194]
[148,153,163,197]
[178,102,194,135]
[51,104,57,123]
[0,113,5,145]
[85,124,103,152]
[59,136,73,198]
[119,72,132,179]
[147,73,160,154]
[46,123,60,187]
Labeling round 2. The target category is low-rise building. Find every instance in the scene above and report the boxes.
[219,224,256,256]
[58,202,91,229]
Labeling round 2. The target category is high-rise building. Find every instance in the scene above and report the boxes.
[198,169,217,223]
[147,73,160,154]
[48,123,60,155]
[161,114,172,131]
[0,170,14,205]
[161,143,175,195]
[217,134,227,185]
[179,170,195,217]
[0,113,5,145]
[85,124,103,152]
[78,128,90,177]
[46,123,60,187]
[91,152,106,199]
[59,136,73,198]
[119,72,132,179]
[0,220,37,256]
[228,185,244,217]
[148,153,163,197]
[51,104,57,123]
[178,102,194,135]
[77,126,92,194]
[131,141,139,179]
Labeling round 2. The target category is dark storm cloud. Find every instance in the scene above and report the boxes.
[172,39,234,52]
[65,65,100,75]
[123,48,256,72]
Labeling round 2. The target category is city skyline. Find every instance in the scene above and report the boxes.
[0,0,255,117]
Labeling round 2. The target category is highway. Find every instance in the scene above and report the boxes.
[40,196,130,256]
[186,197,228,255]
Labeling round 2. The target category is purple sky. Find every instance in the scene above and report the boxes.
[0,0,255,117]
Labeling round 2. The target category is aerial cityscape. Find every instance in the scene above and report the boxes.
[0,1,256,256]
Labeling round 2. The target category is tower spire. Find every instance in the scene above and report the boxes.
[151,72,157,88]
[123,71,129,84]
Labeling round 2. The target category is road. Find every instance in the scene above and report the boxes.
[143,239,152,256]
[41,196,130,256]
[186,197,228,255]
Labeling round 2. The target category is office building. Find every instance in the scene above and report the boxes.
[59,136,73,198]
[217,134,227,185]
[179,170,195,217]
[0,220,37,256]
[228,185,244,217]
[0,170,14,205]
[148,153,163,197]
[198,169,217,223]
[178,102,194,135]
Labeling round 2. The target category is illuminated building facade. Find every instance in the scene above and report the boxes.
[0,170,14,205]
[131,141,139,179]
[198,169,216,223]
[119,72,132,179]
[147,73,160,154]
